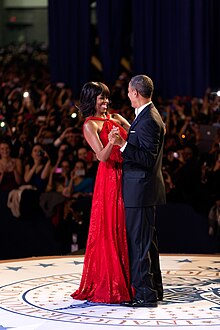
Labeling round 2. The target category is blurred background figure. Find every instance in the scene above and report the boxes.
[208,196,220,252]
[46,158,72,194]
[64,159,94,199]
[77,146,98,179]
[0,139,23,192]
[24,143,51,193]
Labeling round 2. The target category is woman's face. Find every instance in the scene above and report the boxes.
[95,94,109,116]
[74,161,86,177]
[61,161,71,175]
[31,145,44,160]
[74,161,84,171]
[0,143,11,158]
[77,147,87,161]
[58,144,68,157]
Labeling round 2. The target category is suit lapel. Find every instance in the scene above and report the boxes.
[130,104,151,129]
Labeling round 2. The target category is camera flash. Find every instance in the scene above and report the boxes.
[23,91,29,98]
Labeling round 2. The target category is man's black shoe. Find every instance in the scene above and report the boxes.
[120,299,157,308]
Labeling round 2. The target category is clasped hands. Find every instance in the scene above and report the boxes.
[108,126,125,147]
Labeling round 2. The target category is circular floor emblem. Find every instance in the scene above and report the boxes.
[0,255,220,328]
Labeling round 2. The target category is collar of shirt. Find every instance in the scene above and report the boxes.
[135,101,152,118]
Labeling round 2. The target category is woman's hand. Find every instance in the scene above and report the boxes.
[108,127,120,145]
[108,127,125,147]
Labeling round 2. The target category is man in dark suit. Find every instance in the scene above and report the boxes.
[109,75,166,307]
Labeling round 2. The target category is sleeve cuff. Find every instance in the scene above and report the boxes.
[120,141,127,152]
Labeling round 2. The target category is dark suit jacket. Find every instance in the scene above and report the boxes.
[122,103,166,207]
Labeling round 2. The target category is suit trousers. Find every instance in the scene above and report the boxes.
[125,206,163,301]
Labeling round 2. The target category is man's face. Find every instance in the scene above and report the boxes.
[128,83,137,108]
[78,148,87,160]
[66,133,80,146]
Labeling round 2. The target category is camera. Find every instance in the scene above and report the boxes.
[55,167,62,174]
[38,150,49,164]
[75,169,85,176]
[38,150,45,157]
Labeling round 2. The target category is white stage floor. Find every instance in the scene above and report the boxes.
[0,254,220,329]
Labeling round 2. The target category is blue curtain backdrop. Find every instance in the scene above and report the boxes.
[96,0,131,86]
[48,0,220,99]
[132,0,211,98]
[48,0,91,98]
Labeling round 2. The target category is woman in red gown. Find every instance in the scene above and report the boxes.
[71,82,132,304]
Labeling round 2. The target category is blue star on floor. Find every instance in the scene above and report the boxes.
[5,266,23,271]
[199,266,220,271]
[66,261,84,265]
[37,263,55,268]
[176,259,192,263]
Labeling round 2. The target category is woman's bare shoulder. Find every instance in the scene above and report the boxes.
[110,113,130,130]
[83,119,99,134]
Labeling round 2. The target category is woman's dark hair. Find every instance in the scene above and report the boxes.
[0,138,12,149]
[73,158,88,171]
[28,143,45,166]
[79,82,110,117]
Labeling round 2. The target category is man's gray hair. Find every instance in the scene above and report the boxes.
[130,75,154,98]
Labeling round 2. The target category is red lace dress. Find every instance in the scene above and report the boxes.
[71,115,132,303]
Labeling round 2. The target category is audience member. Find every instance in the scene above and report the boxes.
[208,196,220,252]
[77,146,98,179]
[54,127,82,150]
[64,159,94,199]
[201,149,220,206]
[52,143,71,168]
[1,42,220,256]
[46,159,71,194]
[24,143,51,192]
[0,139,23,192]
[173,145,201,206]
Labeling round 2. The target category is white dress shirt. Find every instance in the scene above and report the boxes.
[120,101,152,152]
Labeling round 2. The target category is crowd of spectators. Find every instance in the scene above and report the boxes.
[0,42,220,255]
